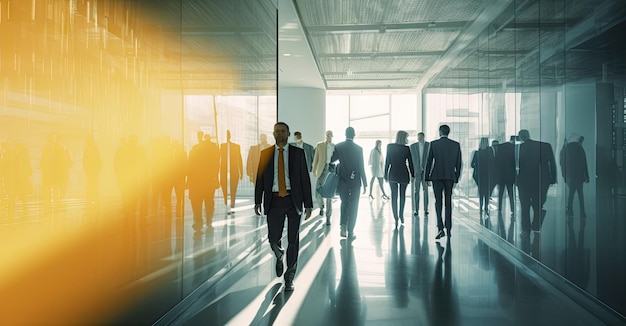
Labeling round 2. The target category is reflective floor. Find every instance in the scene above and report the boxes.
[155,193,615,325]
[2,189,623,325]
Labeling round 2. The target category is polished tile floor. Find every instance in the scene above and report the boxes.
[158,195,608,326]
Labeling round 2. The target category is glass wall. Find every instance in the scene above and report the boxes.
[0,1,276,324]
[424,0,626,316]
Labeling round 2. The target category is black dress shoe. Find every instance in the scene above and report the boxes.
[284,280,294,291]
[276,258,284,277]
[447,229,452,238]
[435,230,445,239]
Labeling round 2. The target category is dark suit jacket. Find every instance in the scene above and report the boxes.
[331,139,367,189]
[384,143,415,184]
[494,141,516,184]
[518,139,557,188]
[289,142,315,172]
[425,136,462,182]
[560,142,589,184]
[255,145,313,214]
[220,142,243,182]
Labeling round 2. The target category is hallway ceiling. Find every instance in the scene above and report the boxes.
[287,0,626,92]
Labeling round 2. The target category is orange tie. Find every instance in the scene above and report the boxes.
[278,148,287,197]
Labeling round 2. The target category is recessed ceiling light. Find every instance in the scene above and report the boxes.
[282,53,292,56]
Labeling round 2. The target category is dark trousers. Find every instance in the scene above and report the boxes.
[567,181,585,214]
[267,195,301,281]
[389,182,408,221]
[518,184,541,231]
[497,182,515,212]
[432,180,454,231]
[338,183,361,235]
[190,187,215,230]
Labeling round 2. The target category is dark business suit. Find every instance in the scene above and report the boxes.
[561,141,589,216]
[220,141,243,207]
[384,143,415,222]
[494,141,516,213]
[290,142,316,172]
[409,141,430,214]
[331,139,367,236]
[517,139,557,231]
[255,145,313,281]
[425,136,462,233]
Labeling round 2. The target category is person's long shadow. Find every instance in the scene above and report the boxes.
[332,239,366,325]
[249,283,286,325]
[429,239,459,325]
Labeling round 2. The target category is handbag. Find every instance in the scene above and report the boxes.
[317,171,339,198]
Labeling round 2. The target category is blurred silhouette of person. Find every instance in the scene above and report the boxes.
[425,125,462,240]
[151,136,175,214]
[384,130,415,228]
[83,135,102,206]
[2,142,33,212]
[560,134,589,217]
[331,127,367,240]
[254,122,312,291]
[188,131,220,232]
[114,135,148,225]
[290,131,315,172]
[171,140,187,218]
[564,217,590,289]
[517,129,557,233]
[220,130,243,214]
[40,134,72,206]
[368,140,389,200]
[471,137,495,217]
[312,130,335,224]
[246,133,271,185]
[495,136,517,217]
[409,131,430,216]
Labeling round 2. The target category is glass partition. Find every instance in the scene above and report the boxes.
[0,0,277,324]
[424,0,626,317]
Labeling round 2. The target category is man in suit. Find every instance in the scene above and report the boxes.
[409,132,430,216]
[312,130,335,224]
[517,129,557,232]
[220,130,243,214]
[290,131,315,172]
[425,125,462,240]
[188,132,220,232]
[254,122,312,291]
[246,133,271,185]
[495,136,516,216]
[331,127,367,239]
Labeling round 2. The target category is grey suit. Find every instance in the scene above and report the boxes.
[409,141,430,214]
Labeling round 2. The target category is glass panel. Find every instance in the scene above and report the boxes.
[0,0,277,324]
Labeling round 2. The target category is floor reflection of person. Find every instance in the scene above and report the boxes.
[386,227,408,308]
[517,129,557,233]
[188,131,220,232]
[430,240,459,325]
[254,122,312,291]
[560,134,589,217]
[220,130,243,214]
[246,133,271,186]
[334,241,365,325]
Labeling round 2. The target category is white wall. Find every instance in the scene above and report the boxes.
[278,87,327,145]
